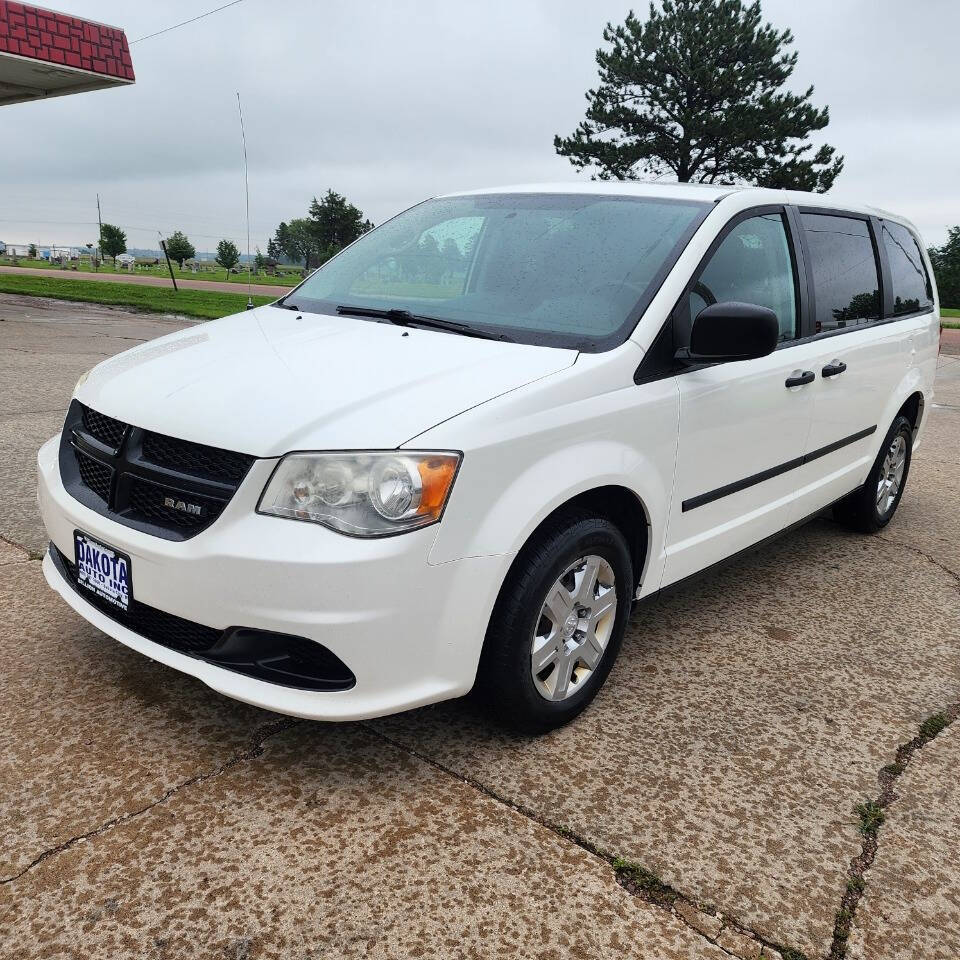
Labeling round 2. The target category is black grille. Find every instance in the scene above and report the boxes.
[75,450,112,504]
[51,545,355,691]
[127,478,220,530]
[60,401,254,541]
[81,405,126,450]
[142,432,253,485]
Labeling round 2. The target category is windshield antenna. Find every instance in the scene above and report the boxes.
[236,91,254,310]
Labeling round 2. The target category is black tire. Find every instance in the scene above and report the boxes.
[833,415,913,533]
[475,510,633,734]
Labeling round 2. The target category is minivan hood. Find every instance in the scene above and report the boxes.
[77,305,576,456]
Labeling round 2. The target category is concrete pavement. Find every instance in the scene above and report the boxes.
[1,292,959,959]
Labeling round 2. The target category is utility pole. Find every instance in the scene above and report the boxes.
[158,236,178,292]
[96,193,103,272]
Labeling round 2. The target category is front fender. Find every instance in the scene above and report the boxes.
[422,373,679,599]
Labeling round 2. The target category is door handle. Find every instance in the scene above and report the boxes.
[785,370,815,388]
[822,360,847,378]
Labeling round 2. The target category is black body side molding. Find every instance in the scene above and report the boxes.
[682,425,877,512]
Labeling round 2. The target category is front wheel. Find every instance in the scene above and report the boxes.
[834,415,913,533]
[475,511,633,734]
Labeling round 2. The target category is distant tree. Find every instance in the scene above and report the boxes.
[28,243,37,258]
[216,239,241,272]
[268,192,373,270]
[99,223,127,264]
[555,0,843,191]
[441,237,464,276]
[283,218,317,269]
[253,247,266,273]
[833,290,879,324]
[267,224,289,263]
[164,230,196,268]
[417,232,445,283]
[929,226,960,309]
[307,190,373,265]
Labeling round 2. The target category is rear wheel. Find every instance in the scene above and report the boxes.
[834,415,913,533]
[475,511,633,734]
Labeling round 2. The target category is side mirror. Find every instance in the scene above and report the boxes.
[681,301,780,363]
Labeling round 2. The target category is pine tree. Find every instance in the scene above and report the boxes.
[555,0,843,191]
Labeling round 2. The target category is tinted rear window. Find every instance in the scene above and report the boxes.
[880,221,933,316]
[801,213,880,332]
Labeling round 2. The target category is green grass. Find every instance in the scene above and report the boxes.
[942,307,960,317]
[0,273,274,320]
[846,875,865,895]
[0,257,298,287]
[612,858,679,905]
[918,712,949,741]
[856,801,885,837]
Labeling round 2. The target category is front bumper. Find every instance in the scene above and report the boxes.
[38,435,510,720]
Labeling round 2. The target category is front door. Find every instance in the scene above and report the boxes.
[662,209,822,587]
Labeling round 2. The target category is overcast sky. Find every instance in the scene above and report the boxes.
[2,0,957,254]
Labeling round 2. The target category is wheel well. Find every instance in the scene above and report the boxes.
[897,392,925,434]
[534,486,650,592]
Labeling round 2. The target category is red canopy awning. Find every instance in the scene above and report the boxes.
[0,1,134,106]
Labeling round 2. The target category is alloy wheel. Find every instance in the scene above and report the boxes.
[530,555,618,702]
[876,433,907,516]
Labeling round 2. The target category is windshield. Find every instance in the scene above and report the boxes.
[287,193,710,350]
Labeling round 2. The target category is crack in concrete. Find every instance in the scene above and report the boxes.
[0,533,42,561]
[365,723,797,960]
[0,717,299,886]
[876,534,960,588]
[827,704,960,959]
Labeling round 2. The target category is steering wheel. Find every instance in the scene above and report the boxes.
[693,280,717,306]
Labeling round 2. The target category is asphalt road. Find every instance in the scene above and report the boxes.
[0,263,293,297]
[1,292,959,960]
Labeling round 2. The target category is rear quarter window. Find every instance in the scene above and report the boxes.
[880,221,933,316]
[800,213,881,332]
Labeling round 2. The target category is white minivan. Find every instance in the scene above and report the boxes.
[38,183,940,732]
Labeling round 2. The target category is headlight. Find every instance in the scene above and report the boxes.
[74,368,92,393]
[257,451,461,537]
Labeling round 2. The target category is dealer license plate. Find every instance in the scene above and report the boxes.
[73,530,132,612]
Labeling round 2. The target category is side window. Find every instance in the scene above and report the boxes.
[800,214,880,332]
[880,221,933,316]
[685,213,797,342]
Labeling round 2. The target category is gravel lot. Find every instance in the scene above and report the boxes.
[2,292,958,960]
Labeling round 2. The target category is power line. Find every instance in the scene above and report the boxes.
[130,0,247,45]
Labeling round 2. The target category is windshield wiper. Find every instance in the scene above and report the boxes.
[335,305,513,342]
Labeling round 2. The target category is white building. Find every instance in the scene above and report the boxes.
[3,242,34,257]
